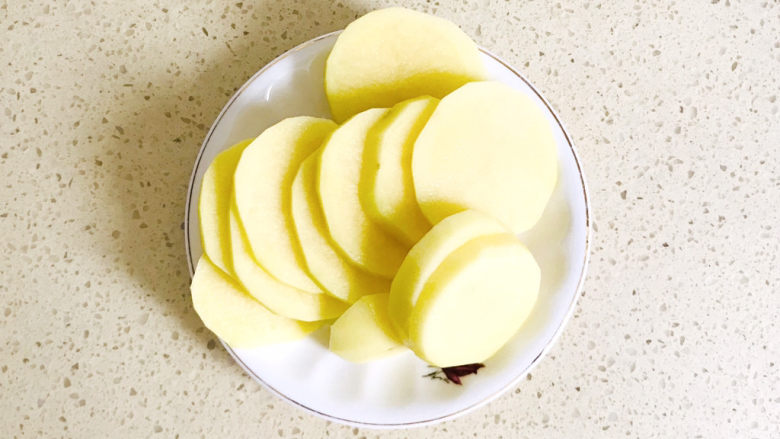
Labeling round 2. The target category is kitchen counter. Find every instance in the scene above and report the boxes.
[1,1,777,437]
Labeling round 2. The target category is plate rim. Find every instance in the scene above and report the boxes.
[183,30,591,429]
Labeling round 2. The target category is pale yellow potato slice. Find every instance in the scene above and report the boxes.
[318,108,409,277]
[360,96,437,245]
[413,81,558,233]
[198,139,253,274]
[229,202,348,321]
[388,210,507,341]
[408,234,540,367]
[325,7,486,122]
[190,256,321,348]
[234,117,336,294]
[291,152,390,303]
[329,293,405,363]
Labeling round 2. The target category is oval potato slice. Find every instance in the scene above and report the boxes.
[360,96,437,245]
[325,7,486,122]
[191,256,321,349]
[229,202,348,321]
[318,108,409,277]
[234,117,336,294]
[388,210,507,341]
[408,234,540,367]
[291,152,390,303]
[329,293,405,363]
[413,81,558,233]
[198,139,253,274]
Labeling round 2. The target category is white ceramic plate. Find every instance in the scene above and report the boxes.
[184,31,590,428]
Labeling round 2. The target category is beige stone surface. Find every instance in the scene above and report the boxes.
[1,0,778,437]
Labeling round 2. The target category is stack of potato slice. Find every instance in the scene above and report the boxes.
[191,8,558,368]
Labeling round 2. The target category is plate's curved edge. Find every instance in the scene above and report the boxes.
[183,33,591,429]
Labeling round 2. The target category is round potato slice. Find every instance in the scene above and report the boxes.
[360,96,437,245]
[325,7,486,122]
[190,256,321,349]
[318,108,409,277]
[234,117,336,294]
[198,138,253,274]
[413,81,558,233]
[388,210,507,341]
[291,152,390,303]
[408,234,540,367]
[229,203,348,322]
[329,293,405,363]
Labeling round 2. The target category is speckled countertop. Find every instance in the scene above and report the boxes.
[1,1,778,437]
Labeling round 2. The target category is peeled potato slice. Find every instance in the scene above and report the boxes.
[229,202,348,321]
[388,210,507,340]
[329,294,405,363]
[190,256,321,348]
[408,234,540,367]
[413,81,558,233]
[360,96,437,245]
[325,7,486,122]
[318,108,409,277]
[291,152,390,303]
[198,139,253,274]
[234,117,336,294]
